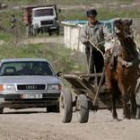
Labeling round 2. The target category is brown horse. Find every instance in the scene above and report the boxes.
[106,19,140,119]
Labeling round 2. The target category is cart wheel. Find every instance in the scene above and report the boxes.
[77,94,89,123]
[59,89,73,123]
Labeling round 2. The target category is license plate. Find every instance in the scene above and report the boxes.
[23,94,42,99]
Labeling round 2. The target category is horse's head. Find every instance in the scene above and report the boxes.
[114,18,133,38]
[114,18,138,60]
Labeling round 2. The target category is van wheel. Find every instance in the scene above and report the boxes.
[56,28,60,35]
[48,30,52,36]
[0,107,4,114]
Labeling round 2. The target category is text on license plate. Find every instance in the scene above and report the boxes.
[23,94,42,99]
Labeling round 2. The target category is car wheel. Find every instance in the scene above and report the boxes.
[47,105,59,113]
[0,107,4,114]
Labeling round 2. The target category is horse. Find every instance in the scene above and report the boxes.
[105,19,140,119]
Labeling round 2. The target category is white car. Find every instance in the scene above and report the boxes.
[0,58,62,113]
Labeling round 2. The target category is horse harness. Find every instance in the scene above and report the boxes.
[106,36,139,69]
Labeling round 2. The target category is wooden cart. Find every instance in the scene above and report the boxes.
[59,73,122,123]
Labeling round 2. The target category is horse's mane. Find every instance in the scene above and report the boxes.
[119,35,138,60]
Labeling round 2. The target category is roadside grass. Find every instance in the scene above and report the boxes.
[0,9,25,41]
[4,0,133,6]
[0,43,87,73]
[4,0,36,5]
[0,32,11,41]
[44,0,133,6]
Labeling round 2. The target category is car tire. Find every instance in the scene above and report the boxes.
[47,105,59,113]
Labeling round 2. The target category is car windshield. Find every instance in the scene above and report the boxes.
[34,8,54,17]
[0,61,54,76]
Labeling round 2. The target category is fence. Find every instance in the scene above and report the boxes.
[61,18,140,52]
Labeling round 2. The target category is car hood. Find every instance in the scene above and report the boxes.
[0,76,61,85]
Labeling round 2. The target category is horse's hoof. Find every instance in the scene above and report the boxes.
[136,114,140,119]
[123,116,130,120]
[123,114,131,120]
[136,116,140,120]
[131,116,136,119]
[113,118,121,122]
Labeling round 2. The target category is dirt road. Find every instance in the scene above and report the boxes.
[0,108,140,140]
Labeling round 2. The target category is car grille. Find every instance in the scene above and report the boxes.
[17,84,45,90]
[41,20,53,25]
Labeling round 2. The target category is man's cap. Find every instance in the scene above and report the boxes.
[87,9,97,17]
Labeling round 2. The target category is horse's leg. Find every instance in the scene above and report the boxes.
[110,81,118,120]
[130,92,136,118]
[122,92,131,119]
[106,68,118,120]
[119,83,130,119]
[122,91,136,119]
[112,89,118,119]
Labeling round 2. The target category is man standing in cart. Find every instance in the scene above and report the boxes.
[80,9,113,81]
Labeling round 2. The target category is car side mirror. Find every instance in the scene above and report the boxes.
[56,72,62,77]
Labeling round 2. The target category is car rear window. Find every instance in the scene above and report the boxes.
[0,61,54,76]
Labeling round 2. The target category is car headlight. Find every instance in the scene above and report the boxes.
[47,84,62,91]
[0,84,16,91]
